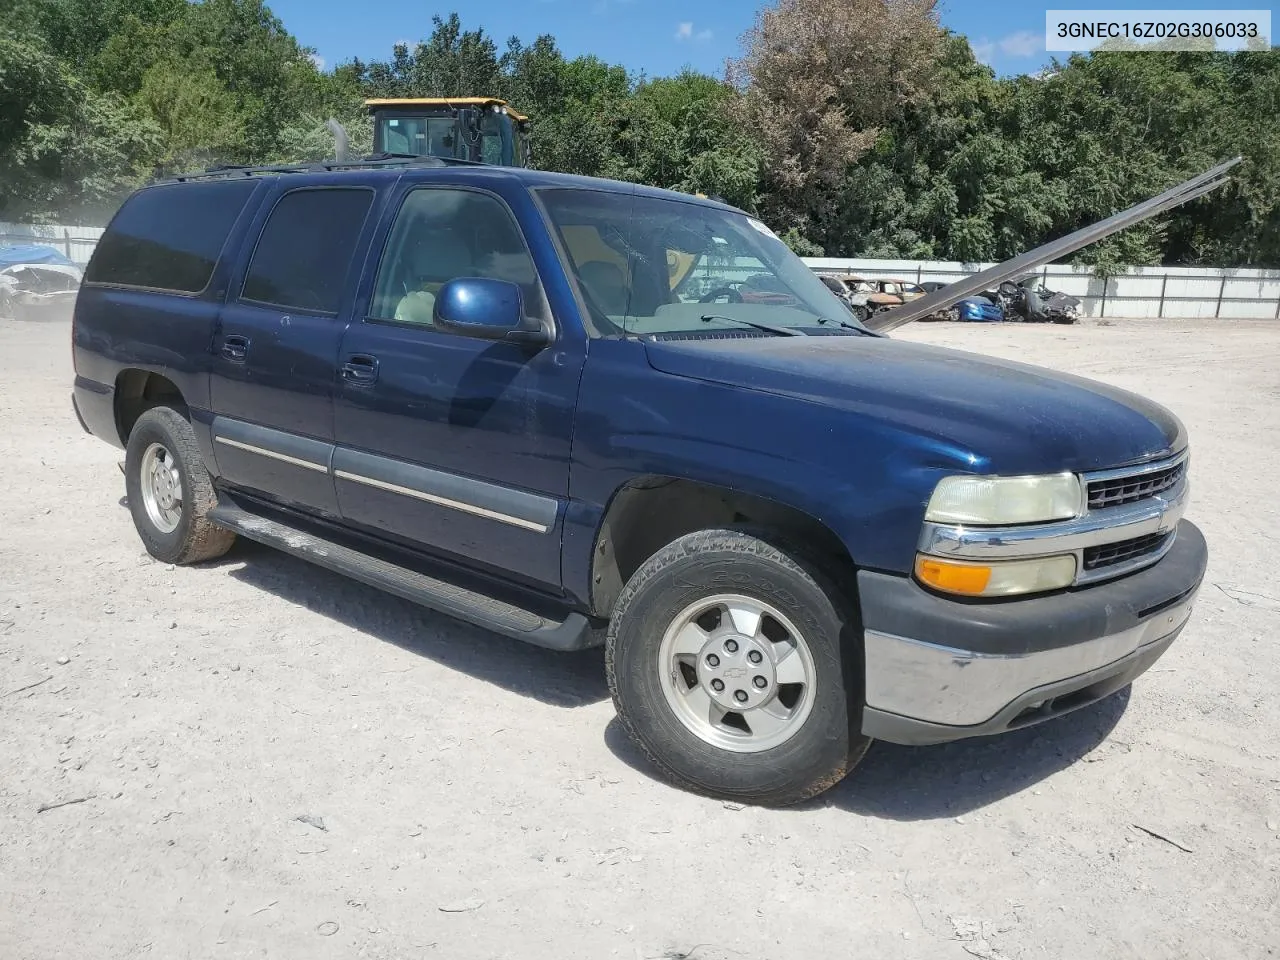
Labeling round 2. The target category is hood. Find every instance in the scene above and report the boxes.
[643,334,1184,474]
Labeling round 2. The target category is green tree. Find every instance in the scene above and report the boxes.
[728,0,945,239]
[0,31,160,222]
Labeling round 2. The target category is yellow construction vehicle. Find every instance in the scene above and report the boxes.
[364,97,532,167]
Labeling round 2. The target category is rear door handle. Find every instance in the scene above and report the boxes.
[221,335,250,363]
[342,354,379,385]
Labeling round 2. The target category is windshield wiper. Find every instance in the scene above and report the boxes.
[814,314,867,333]
[699,314,806,337]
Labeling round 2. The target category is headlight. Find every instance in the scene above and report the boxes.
[925,473,1082,526]
[915,553,1077,597]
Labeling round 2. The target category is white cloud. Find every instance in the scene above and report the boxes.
[999,30,1042,58]
[969,29,1041,64]
[308,53,326,70]
[675,21,712,42]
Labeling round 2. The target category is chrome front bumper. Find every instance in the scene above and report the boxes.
[858,518,1207,746]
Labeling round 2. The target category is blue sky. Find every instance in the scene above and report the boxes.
[269,0,1271,80]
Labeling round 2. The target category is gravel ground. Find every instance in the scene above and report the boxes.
[1,316,1278,960]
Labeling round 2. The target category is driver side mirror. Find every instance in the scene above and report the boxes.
[433,277,549,347]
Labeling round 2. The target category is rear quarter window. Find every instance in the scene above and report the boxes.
[84,179,260,294]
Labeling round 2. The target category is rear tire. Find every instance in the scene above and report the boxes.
[124,406,236,565]
[606,528,869,807]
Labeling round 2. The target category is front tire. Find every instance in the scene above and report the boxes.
[606,529,869,806]
[124,406,236,565]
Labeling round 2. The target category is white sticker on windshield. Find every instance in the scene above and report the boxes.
[746,218,778,240]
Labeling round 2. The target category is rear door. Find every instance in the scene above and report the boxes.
[209,181,380,518]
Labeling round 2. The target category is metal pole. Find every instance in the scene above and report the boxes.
[1099,274,1108,318]
[64,230,71,258]
[1158,274,1168,318]
[1215,275,1227,319]
[868,156,1242,332]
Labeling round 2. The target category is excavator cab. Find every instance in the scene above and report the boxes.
[366,97,532,167]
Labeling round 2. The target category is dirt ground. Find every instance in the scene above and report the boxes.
[1,316,1278,960]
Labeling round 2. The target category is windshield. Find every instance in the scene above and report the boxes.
[378,117,463,158]
[537,187,864,337]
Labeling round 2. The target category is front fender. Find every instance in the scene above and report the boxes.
[563,339,979,604]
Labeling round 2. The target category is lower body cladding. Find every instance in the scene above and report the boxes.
[858,519,1207,746]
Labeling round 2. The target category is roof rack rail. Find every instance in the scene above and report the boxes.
[165,153,487,183]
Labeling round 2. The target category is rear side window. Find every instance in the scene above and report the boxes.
[85,180,259,293]
[240,188,374,316]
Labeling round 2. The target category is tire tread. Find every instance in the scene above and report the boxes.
[605,527,869,806]
[126,406,235,565]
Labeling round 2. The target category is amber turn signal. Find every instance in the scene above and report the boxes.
[914,553,1077,598]
[915,556,992,595]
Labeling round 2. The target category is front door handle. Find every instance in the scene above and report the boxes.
[342,354,379,385]
[221,335,250,363]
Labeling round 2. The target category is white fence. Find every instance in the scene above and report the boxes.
[3,222,1278,319]
[0,222,104,267]
[803,257,1280,320]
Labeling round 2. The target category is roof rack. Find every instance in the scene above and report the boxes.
[166,153,486,183]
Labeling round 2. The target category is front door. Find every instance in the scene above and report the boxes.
[209,183,379,518]
[332,183,584,592]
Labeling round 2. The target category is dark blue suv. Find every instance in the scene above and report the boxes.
[71,159,1206,805]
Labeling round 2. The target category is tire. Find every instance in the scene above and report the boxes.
[606,528,870,807]
[124,405,236,565]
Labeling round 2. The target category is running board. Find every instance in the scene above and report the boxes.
[207,504,598,652]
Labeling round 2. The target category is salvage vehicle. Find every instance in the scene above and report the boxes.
[916,282,1005,322]
[0,244,82,322]
[813,273,898,321]
[938,294,1004,323]
[72,156,1208,806]
[817,273,859,308]
[986,274,1082,324]
[879,278,927,302]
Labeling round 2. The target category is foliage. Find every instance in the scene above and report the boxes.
[0,30,160,223]
[0,1,1275,268]
[727,0,944,238]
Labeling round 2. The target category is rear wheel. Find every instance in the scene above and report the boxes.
[606,528,869,806]
[124,406,236,565]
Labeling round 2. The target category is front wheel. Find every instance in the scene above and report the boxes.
[606,528,869,806]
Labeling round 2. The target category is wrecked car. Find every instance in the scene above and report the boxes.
[0,245,83,322]
[983,274,1082,324]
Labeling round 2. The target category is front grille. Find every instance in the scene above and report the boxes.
[1087,461,1184,509]
[1083,531,1172,571]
